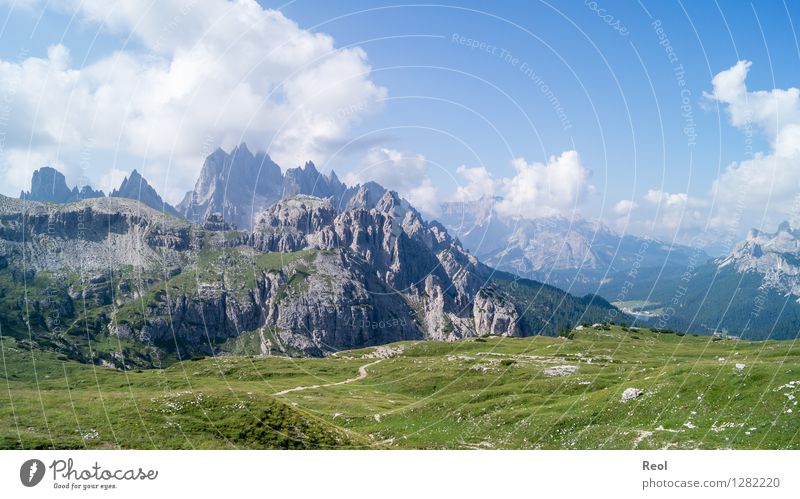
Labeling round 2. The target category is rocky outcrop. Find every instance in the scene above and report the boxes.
[20,166,104,203]
[250,196,338,252]
[177,143,335,230]
[177,144,284,229]
[202,212,235,231]
[473,287,520,336]
[262,251,422,355]
[0,195,191,272]
[247,191,514,346]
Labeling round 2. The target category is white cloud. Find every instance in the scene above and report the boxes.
[706,60,800,138]
[642,189,709,231]
[629,60,800,241]
[610,199,638,233]
[613,199,637,216]
[0,0,385,202]
[495,150,592,219]
[345,147,439,216]
[644,189,707,209]
[453,165,497,201]
[705,60,800,223]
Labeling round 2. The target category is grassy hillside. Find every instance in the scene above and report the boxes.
[2,325,799,449]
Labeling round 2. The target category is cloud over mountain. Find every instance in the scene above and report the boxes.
[0,0,385,201]
[451,150,593,220]
[345,147,440,216]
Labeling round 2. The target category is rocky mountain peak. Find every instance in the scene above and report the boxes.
[375,189,404,213]
[20,166,104,203]
[342,181,387,211]
[718,221,800,297]
[178,144,352,230]
[111,169,179,216]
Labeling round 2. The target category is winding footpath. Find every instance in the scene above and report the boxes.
[272,359,383,396]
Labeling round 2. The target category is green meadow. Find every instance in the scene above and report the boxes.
[2,326,799,449]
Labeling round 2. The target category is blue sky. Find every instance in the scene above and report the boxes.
[1,1,799,252]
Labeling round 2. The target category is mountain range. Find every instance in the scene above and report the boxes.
[616,220,800,339]
[2,148,617,368]
[437,196,706,295]
[435,196,800,340]
[10,142,800,361]
[175,143,390,229]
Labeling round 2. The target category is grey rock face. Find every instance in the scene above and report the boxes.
[202,212,235,231]
[20,167,104,203]
[177,143,390,230]
[110,169,180,217]
[248,191,507,348]
[473,287,521,337]
[718,221,800,297]
[0,195,191,272]
[262,250,423,356]
[177,144,283,229]
[178,143,348,230]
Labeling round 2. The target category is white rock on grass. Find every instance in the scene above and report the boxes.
[621,388,643,401]
[735,363,746,371]
[544,365,579,377]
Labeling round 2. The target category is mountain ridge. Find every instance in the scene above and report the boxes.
[20,166,104,203]
[110,169,181,216]
[437,196,708,295]
[0,186,618,366]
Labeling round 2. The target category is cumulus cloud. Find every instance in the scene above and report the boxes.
[0,0,385,201]
[453,165,497,201]
[705,60,800,220]
[706,60,800,138]
[609,199,638,233]
[495,151,592,219]
[629,60,800,241]
[643,189,709,231]
[447,151,593,219]
[644,189,707,208]
[613,199,637,216]
[345,147,439,216]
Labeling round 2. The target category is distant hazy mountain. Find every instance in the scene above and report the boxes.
[718,221,800,296]
[19,166,177,217]
[20,166,104,203]
[607,221,800,339]
[110,169,180,216]
[437,196,706,295]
